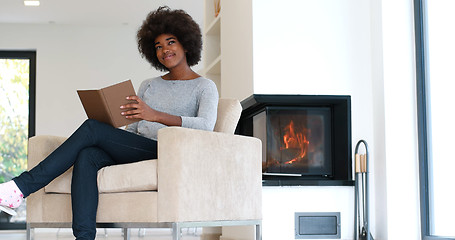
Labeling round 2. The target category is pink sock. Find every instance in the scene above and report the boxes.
[0,181,24,208]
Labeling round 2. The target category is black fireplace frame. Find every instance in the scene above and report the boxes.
[236,94,354,186]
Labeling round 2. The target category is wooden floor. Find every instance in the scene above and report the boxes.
[0,228,202,240]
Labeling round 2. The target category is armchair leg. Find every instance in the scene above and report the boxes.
[123,228,130,240]
[255,223,262,240]
[26,223,33,240]
[172,223,181,240]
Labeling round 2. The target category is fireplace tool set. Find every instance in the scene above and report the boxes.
[354,140,374,240]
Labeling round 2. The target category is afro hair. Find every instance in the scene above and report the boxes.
[137,6,203,72]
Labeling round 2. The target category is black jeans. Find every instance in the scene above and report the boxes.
[14,119,157,240]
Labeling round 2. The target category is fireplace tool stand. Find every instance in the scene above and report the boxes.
[354,140,374,240]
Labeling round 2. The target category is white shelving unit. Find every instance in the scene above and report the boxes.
[202,0,253,100]
[202,3,258,240]
[203,0,221,94]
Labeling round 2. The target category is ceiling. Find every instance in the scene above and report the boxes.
[0,0,204,26]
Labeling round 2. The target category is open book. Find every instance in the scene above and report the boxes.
[77,80,140,128]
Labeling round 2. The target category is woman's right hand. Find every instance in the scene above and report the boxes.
[120,95,182,126]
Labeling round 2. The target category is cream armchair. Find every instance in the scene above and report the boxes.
[26,99,262,240]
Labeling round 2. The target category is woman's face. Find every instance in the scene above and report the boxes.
[154,33,187,71]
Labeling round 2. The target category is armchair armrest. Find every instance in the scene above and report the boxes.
[28,135,67,170]
[27,135,67,222]
[156,127,262,222]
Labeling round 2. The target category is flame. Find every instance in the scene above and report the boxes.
[281,120,309,164]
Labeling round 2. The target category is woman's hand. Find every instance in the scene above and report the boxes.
[120,95,182,126]
[120,95,157,122]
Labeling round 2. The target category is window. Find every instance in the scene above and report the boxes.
[0,51,36,229]
[415,1,455,239]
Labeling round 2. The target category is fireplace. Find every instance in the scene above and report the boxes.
[237,94,353,186]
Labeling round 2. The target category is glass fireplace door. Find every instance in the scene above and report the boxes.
[255,107,332,177]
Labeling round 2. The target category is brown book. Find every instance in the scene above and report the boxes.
[77,80,140,128]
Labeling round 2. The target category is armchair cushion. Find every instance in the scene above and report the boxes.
[44,159,158,194]
[98,160,158,193]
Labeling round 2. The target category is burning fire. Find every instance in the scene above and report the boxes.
[281,120,309,164]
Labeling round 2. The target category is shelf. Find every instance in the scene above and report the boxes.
[203,55,221,94]
[205,55,221,75]
[205,13,221,36]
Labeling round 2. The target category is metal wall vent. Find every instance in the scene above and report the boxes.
[295,212,341,239]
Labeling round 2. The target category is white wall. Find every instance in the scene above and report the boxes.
[368,1,421,239]
[381,0,421,238]
[262,186,354,240]
[248,0,421,239]
[0,23,203,137]
[369,0,388,238]
[0,23,154,136]
[252,0,374,239]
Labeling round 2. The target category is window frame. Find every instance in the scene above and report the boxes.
[0,50,36,230]
[414,0,455,239]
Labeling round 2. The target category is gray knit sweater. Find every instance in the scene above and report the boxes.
[125,76,219,140]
